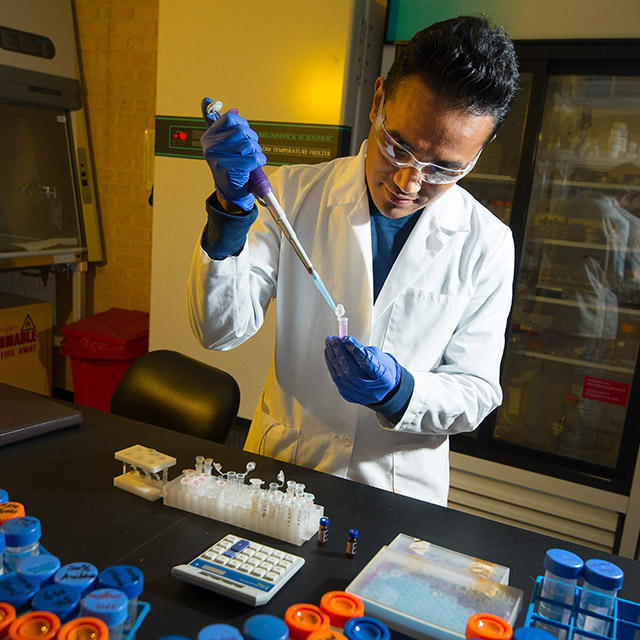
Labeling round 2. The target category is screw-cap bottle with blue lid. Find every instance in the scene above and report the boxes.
[81,587,129,640]
[54,562,99,597]
[198,623,244,640]
[0,572,40,613]
[0,515,41,571]
[0,489,8,503]
[513,627,558,640]
[17,553,61,587]
[537,548,583,639]
[576,558,624,636]
[344,617,390,640]
[98,564,144,628]
[32,583,81,622]
[243,614,289,640]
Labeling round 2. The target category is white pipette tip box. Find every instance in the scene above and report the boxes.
[114,445,177,501]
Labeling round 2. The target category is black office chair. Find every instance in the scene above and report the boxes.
[110,349,240,443]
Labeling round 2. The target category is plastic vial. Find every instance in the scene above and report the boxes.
[343,617,390,640]
[97,564,144,629]
[335,304,348,338]
[536,549,583,639]
[243,614,289,640]
[198,623,244,640]
[0,490,8,504]
[346,529,358,559]
[0,531,5,576]
[576,559,624,636]
[57,617,109,640]
[0,573,40,613]
[0,602,16,638]
[465,613,513,640]
[7,610,61,640]
[31,584,81,623]
[0,516,41,571]
[16,554,61,587]
[318,517,329,547]
[54,562,99,597]
[0,503,25,527]
[320,591,365,631]
[81,588,129,640]
[285,603,330,640]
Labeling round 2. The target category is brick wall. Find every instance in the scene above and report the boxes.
[73,0,159,314]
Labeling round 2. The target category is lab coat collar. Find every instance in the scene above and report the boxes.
[327,142,368,208]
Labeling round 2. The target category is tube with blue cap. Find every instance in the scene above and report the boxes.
[206,100,338,314]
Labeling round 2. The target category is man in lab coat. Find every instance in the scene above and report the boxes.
[188,16,519,506]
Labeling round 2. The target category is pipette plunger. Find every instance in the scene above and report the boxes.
[205,100,337,313]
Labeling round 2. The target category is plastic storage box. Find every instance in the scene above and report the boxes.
[346,539,522,640]
[525,575,640,640]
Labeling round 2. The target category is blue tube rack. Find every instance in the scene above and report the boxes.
[525,576,640,640]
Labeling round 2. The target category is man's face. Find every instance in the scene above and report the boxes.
[365,75,496,219]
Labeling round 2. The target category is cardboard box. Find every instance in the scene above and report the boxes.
[0,294,52,396]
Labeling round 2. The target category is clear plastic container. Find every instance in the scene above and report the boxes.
[576,559,624,636]
[0,517,41,571]
[97,564,144,629]
[81,588,128,640]
[536,549,583,639]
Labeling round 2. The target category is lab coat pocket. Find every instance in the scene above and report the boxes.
[392,436,449,506]
[248,409,301,464]
[383,288,469,368]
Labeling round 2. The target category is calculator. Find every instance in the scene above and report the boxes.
[171,534,305,605]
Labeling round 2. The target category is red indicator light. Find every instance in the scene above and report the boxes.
[179,132,187,141]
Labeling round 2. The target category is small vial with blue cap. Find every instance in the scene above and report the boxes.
[576,558,624,636]
[198,623,244,640]
[32,583,81,622]
[54,561,99,597]
[81,587,129,640]
[0,489,8,503]
[17,553,61,587]
[0,515,41,571]
[344,617,390,640]
[0,572,40,613]
[98,564,144,629]
[243,614,289,640]
[536,548,583,639]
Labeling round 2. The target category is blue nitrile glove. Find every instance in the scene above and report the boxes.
[200,97,266,211]
[324,335,402,405]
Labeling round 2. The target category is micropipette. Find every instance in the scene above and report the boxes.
[206,100,337,313]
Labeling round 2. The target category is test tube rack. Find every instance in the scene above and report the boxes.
[525,575,640,640]
[114,445,177,501]
[162,456,324,546]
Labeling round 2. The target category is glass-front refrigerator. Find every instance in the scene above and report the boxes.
[452,41,640,497]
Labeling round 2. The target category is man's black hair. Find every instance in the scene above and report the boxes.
[385,15,519,137]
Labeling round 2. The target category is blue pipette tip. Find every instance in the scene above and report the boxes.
[311,271,336,313]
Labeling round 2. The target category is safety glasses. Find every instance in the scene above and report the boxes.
[374,97,482,185]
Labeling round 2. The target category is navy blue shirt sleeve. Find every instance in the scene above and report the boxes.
[201,192,258,260]
[368,365,415,424]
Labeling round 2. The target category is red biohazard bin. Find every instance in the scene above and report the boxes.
[60,308,149,412]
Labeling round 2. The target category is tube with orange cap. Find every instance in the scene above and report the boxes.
[285,603,331,640]
[58,616,109,640]
[0,603,16,639]
[7,611,60,640]
[466,613,513,640]
[320,591,365,631]
[0,504,25,527]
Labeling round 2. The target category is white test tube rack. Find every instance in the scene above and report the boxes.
[114,445,177,501]
[162,456,324,546]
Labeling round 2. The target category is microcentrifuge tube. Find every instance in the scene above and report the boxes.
[335,304,348,338]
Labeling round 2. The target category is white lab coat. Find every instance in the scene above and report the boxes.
[188,143,514,506]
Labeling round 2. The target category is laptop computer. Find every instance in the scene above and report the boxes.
[0,383,82,445]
